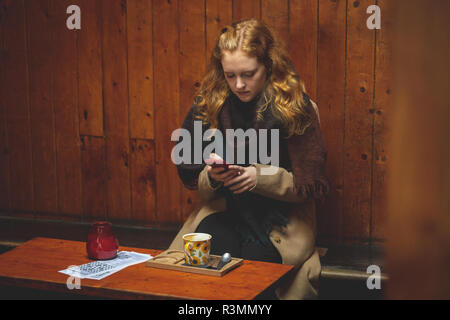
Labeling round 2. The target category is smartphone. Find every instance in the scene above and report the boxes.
[205,158,229,171]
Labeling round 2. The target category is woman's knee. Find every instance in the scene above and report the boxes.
[241,241,282,264]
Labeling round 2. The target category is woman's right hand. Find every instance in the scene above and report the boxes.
[206,153,236,184]
[207,165,239,184]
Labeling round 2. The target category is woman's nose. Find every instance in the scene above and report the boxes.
[236,77,246,90]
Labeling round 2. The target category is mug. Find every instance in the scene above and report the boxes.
[183,233,212,266]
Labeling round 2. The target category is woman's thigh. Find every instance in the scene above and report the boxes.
[241,240,282,264]
[195,212,282,264]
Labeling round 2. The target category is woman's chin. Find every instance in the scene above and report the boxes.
[235,93,253,102]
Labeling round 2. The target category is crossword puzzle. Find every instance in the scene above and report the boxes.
[77,261,114,276]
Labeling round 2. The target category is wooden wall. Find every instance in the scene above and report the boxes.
[0,0,393,245]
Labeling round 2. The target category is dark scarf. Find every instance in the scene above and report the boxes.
[177,90,329,245]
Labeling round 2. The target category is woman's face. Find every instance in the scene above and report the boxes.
[221,50,267,102]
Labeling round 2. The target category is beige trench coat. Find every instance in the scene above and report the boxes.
[168,162,322,300]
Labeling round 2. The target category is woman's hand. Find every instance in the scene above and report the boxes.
[223,165,257,194]
[206,153,239,185]
[207,165,239,184]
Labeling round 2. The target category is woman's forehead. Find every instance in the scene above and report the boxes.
[221,50,261,72]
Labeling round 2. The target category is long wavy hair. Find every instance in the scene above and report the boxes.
[195,18,311,137]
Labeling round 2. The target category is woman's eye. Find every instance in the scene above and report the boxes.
[225,74,235,79]
[244,72,255,77]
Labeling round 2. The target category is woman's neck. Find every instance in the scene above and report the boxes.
[231,92,260,108]
[229,92,260,129]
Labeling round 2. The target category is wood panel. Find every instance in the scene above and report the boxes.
[371,0,393,241]
[316,0,347,244]
[206,0,233,58]
[0,104,8,212]
[153,0,182,224]
[51,0,82,218]
[127,0,154,140]
[343,0,376,242]
[289,0,318,101]
[27,0,57,215]
[1,0,34,215]
[77,0,103,137]
[233,0,261,21]
[179,0,205,220]
[130,139,156,224]
[0,0,396,245]
[114,0,156,223]
[102,0,131,220]
[261,0,289,51]
[0,7,9,211]
[81,135,107,221]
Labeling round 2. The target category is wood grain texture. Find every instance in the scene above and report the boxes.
[0,10,9,211]
[102,0,131,220]
[127,0,154,140]
[0,0,395,245]
[371,0,393,241]
[77,0,104,137]
[343,0,376,242]
[0,0,34,214]
[0,106,8,213]
[316,0,347,243]
[0,0,6,211]
[27,0,58,215]
[130,139,156,223]
[153,0,182,223]
[81,135,107,221]
[289,0,318,101]
[0,238,294,300]
[179,0,205,220]
[51,0,82,218]
[233,0,261,21]
[261,0,289,51]
[206,0,233,58]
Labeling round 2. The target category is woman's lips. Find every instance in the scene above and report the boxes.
[237,91,250,96]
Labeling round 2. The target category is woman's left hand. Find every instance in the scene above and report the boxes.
[223,165,257,194]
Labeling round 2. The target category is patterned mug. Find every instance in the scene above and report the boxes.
[182,233,212,266]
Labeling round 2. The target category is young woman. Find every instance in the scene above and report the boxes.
[169,19,329,300]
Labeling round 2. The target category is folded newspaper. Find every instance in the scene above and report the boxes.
[59,251,152,280]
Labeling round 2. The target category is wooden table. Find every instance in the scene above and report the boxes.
[0,237,294,300]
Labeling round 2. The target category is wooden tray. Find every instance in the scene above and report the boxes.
[146,250,243,277]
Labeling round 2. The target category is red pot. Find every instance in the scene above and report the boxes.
[86,221,119,260]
